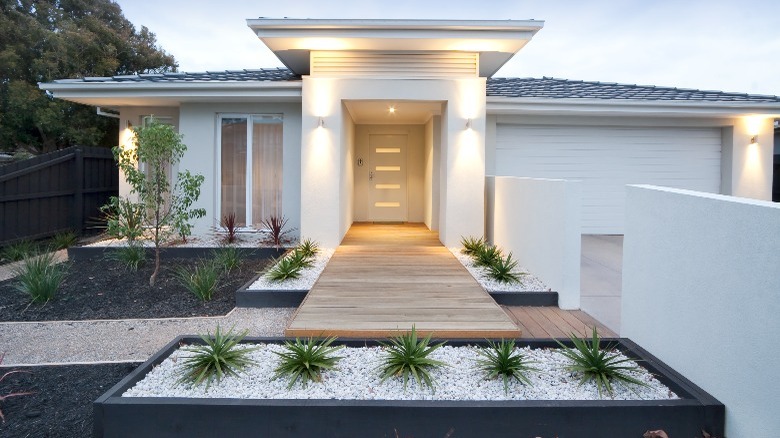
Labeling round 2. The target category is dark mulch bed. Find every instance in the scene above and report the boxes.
[0,362,140,438]
[0,257,271,322]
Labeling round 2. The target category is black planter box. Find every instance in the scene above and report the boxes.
[94,337,724,438]
[69,245,287,261]
[234,272,308,308]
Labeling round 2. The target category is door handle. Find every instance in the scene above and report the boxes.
[369,171,374,181]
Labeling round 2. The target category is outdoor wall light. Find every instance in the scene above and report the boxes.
[466,118,472,130]
[318,117,325,128]
[750,135,758,144]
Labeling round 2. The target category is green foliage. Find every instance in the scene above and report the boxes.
[100,196,146,242]
[12,252,67,303]
[475,340,536,394]
[212,246,242,275]
[175,260,220,302]
[266,256,304,282]
[460,236,486,256]
[0,0,177,154]
[473,244,502,268]
[272,337,343,389]
[0,353,34,423]
[1,240,36,263]
[111,244,146,271]
[177,326,258,390]
[379,326,447,391]
[109,118,206,285]
[261,215,295,248]
[297,239,320,259]
[51,231,77,250]
[555,327,649,398]
[487,252,523,284]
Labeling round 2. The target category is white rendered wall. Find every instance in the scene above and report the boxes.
[301,76,485,247]
[722,116,774,200]
[489,176,582,309]
[340,107,355,239]
[622,185,780,438]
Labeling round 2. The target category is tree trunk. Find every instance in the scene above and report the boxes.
[149,246,160,286]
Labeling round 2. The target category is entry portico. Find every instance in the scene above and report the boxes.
[250,19,544,247]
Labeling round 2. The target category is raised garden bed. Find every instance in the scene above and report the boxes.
[68,245,286,261]
[94,336,724,437]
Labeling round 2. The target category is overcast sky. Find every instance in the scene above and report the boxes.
[115,0,780,96]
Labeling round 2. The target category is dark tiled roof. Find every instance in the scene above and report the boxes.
[486,76,780,103]
[51,68,780,103]
[52,68,299,83]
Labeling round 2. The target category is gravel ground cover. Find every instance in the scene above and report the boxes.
[449,248,549,292]
[125,344,677,401]
[87,231,279,248]
[248,249,335,291]
[0,257,272,322]
[0,362,140,438]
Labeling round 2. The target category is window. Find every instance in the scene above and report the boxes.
[218,114,283,228]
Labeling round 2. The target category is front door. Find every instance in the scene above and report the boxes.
[368,134,408,222]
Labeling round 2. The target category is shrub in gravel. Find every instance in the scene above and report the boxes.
[175,260,220,301]
[266,256,303,281]
[460,235,486,256]
[51,231,77,250]
[112,244,146,271]
[296,238,320,259]
[212,246,242,275]
[475,339,537,394]
[473,244,502,268]
[12,252,67,303]
[1,240,36,263]
[272,337,343,389]
[379,325,447,391]
[177,326,258,390]
[556,327,649,398]
[487,252,523,284]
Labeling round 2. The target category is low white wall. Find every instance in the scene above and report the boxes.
[489,176,582,309]
[622,185,780,438]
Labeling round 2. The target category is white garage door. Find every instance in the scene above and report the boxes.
[495,124,722,234]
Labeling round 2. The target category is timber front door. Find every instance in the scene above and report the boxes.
[368,134,408,222]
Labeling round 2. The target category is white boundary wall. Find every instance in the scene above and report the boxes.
[622,185,780,437]
[488,176,582,309]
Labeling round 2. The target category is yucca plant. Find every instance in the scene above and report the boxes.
[297,238,320,259]
[475,339,537,394]
[112,244,146,271]
[473,244,502,268]
[175,260,220,301]
[272,337,343,389]
[266,256,303,281]
[555,327,649,398]
[460,236,486,256]
[261,214,295,248]
[379,325,447,391]
[221,212,238,244]
[12,252,67,303]
[177,326,258,389]
[487,252,523,284]
[287,248,314,269]
[2,240,36,263]
[51,231,77,250]
[212,246,242,275]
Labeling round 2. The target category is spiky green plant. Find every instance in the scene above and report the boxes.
[2,240,36,263]
[475,339,537,394]
[177,326,258,389]
[175,260,220,301]
[266,256,303,281]
[51,231,78,250]
[379,325,447,391]
[287,247,314,269]
[297,238,320,259]
[473,244,502,268]
[487,252,523,284]
[460,236,486,256]
[12,252,67,303]
[555,327,649,398]
[212,246,242,275]
[272,337,343,389]
[112,244,146,271]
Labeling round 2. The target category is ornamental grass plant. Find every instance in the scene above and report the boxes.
[475,339,537,394]
[175,260,220,301]
[12,252,67,303]
[379,325,447,391]
[272,337,343,389]
[177,326,258,389]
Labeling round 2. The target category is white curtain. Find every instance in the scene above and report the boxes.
[220,117,248,226]
[251,117,283,227]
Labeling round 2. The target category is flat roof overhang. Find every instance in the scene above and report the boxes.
[247,18,544,77]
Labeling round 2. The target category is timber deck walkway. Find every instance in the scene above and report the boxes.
[286,223,522,338]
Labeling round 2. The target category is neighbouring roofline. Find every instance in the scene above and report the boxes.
[246,18,544,77]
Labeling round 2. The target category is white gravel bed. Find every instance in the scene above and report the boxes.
[123,344,677,401]
[247,249,334,291]
[449,248,549,292]
[86,230,285,248]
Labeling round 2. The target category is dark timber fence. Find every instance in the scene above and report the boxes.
[0,146,118,245]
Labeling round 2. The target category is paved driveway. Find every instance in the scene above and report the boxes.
[580,235,623,334]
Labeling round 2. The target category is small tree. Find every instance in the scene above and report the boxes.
[111,118,205,285]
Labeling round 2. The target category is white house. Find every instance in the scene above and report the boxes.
[40,19,780,248]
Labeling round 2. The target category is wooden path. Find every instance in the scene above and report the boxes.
[286,223,522,338]
[503,306,616,339]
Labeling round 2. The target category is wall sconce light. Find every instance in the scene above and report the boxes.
[465,119,472,130]
[750,135,758,144]
[318,117,325,128]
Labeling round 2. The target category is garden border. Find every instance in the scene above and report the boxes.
[68,246,287,261]
[94,336,724,438]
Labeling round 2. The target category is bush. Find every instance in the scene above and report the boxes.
[473,244,502,268]
[266,256,304,282]
[212,246,242,275]
[112,244,146,271]
[1,240,36,263]
[487,252,523,284]
[175,260,220,301]
[475,339,536,394]
[297,238,319,259]
[51,231,78,250]
[379,325,447,391]
[177,326,258,389]
[272,337,343,389]
[460,236,486,256]
[12,252,67,303]
[100,197,145,243]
